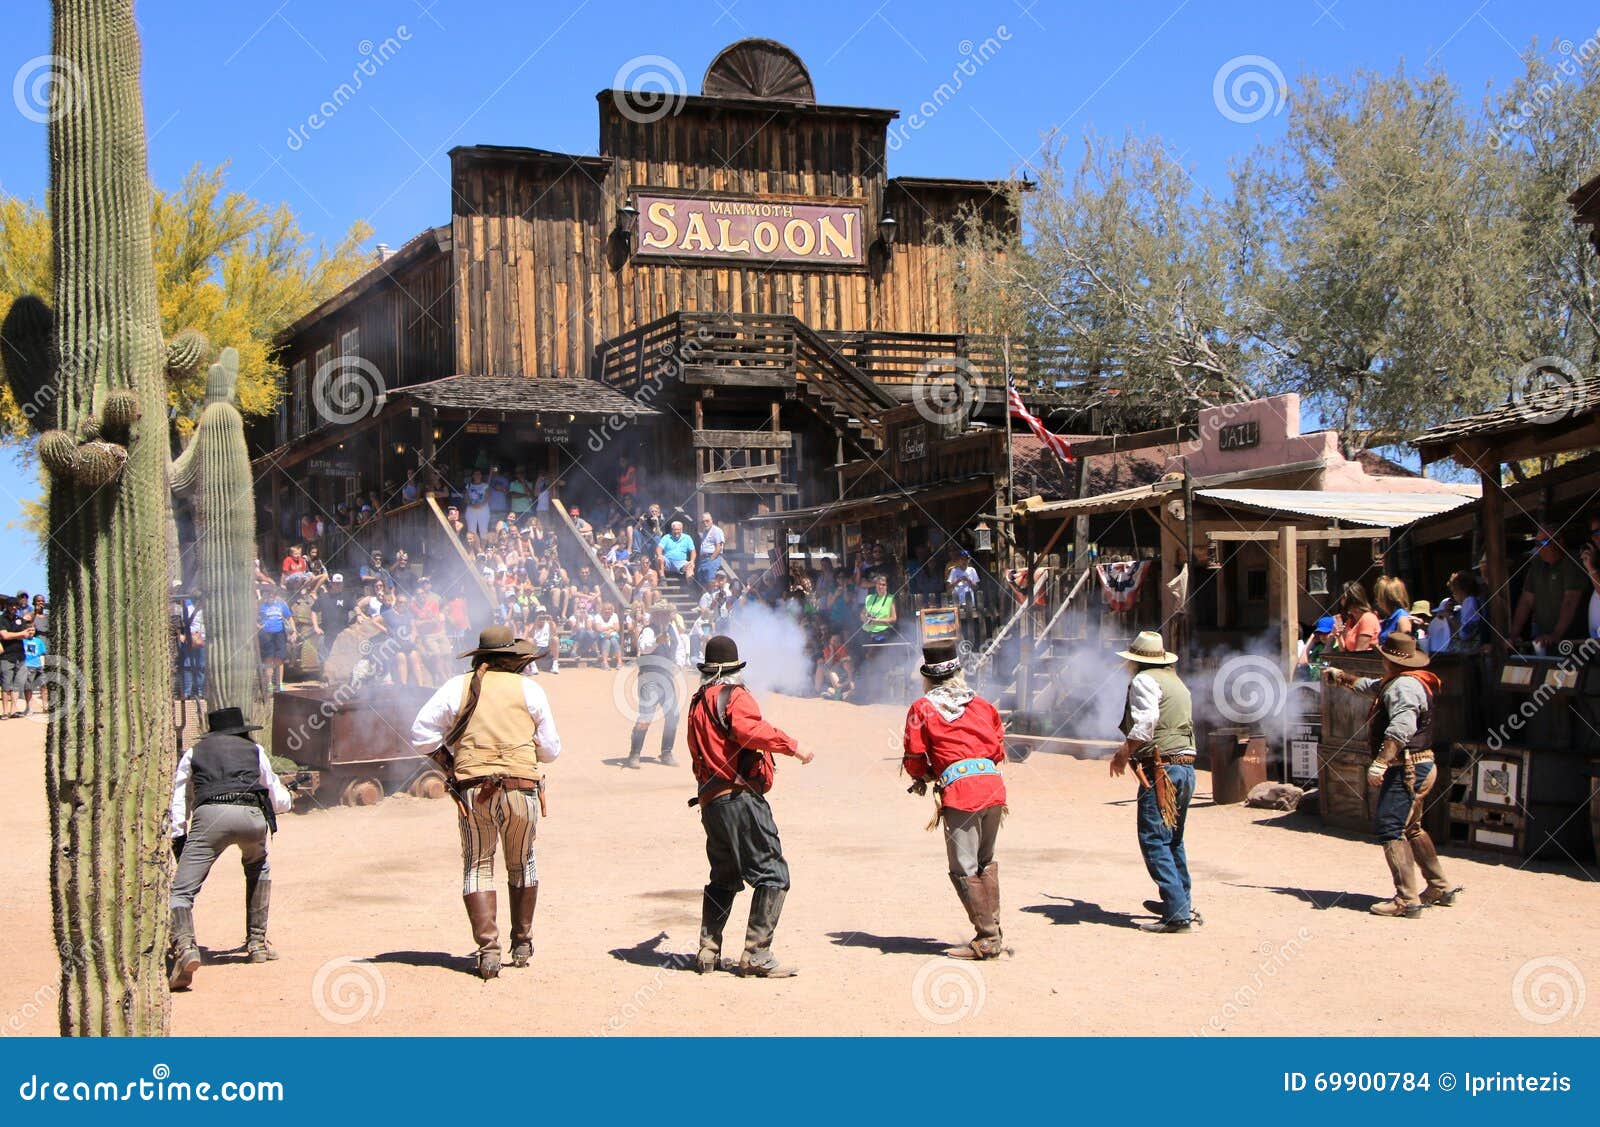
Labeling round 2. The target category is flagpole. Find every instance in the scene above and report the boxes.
[1002,332,1015,556]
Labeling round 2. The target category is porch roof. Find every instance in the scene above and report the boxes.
[386,375,659,418]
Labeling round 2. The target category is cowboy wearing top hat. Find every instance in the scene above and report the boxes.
[411,626,563,978]
[902,639,1008,959]
[1109,630,1203,933]
[1324,634,1461,917]
[687,635,812,977]
[167,706,294,990]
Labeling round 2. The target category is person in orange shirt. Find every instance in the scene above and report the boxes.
[1338,581,1381,652]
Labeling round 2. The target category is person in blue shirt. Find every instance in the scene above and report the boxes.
[657,519,697,580]
[257,584,298,692]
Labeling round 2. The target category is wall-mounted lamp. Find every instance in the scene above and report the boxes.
[393,442,407,457]
[877,213,898,249]
[972,520,993,553]
[616,201,639,250]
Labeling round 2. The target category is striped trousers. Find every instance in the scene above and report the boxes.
[458,787,539,894]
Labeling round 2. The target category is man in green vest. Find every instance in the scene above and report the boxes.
[1109,630,1202,933]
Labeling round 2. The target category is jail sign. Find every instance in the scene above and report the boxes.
[634,193,866,266]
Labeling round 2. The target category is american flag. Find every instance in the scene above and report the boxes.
[1007,378,1074,463]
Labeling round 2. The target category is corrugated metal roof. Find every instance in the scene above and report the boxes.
[1015,481,1171,519]
[1195,489,1475,528]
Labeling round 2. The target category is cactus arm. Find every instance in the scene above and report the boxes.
[0,295,57,431]
[169,436,198,495]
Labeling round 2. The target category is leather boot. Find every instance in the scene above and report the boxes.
[168,906,201,991]
[508,884,538,968]
[625,727,645,769]
[737,886,797,978]
[245,876,278,963]
[658,737,677,767]
[697,886,736,974]
[1407,830,1461,906]
[464,890,501,978]
[945,869,1003,960]
[1370,840,1423,918]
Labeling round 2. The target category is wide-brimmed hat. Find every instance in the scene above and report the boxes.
[206,706,262,736]
[920,639,963,680]
[1116,630,1179,666]
[1408,600,1433,620]
[457,624,545,661]
[698,634,746,675]
[1378,633,1430,669]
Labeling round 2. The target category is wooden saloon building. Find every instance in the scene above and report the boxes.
[250,38,1057,591]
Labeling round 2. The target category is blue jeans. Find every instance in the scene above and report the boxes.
[1373,759,1434,843]
[598,634,621,662]
[1136,763,1195,923]
[696,558,721,585]
[179,647,207,699]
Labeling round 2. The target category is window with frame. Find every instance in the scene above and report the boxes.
[289,359,308,438]
[310,347,332,430]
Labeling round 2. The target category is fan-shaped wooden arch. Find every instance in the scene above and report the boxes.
[702,38,816,103]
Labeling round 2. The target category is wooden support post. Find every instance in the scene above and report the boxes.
[770,401,781,434]
[1279,524,1299,678]
[1480,464,1509,645]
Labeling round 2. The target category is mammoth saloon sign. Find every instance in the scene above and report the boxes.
[634,193,866,267]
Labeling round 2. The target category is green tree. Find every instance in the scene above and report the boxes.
[943,130,1261,414]
[0,163,372,438]
[1239,66,1528,456]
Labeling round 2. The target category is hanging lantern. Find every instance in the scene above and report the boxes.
[1306,560,1329,596]
[972,520,993,553]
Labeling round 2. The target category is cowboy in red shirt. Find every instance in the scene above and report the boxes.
[688,635,813,977]
[902,639,1008,959]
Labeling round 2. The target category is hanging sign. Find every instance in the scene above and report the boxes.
[634,193,866,266]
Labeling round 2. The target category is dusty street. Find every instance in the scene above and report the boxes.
[1,669,1594,1037]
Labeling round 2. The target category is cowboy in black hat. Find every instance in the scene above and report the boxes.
[687,635,812,977]
[902,640,1008,959]
[411,626,563,978]
[1325,634,1461,917]
[1109,630,1203,933]
[166,706,294,990]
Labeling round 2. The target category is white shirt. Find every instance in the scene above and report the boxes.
[168,742,293,840]
[1124,670,1165,744]
[700,524,725,557]
[410,673,563,762]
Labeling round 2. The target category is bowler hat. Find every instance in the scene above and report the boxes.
[698,634,746,675]
[206,706,262,736]
[920,639,963,680]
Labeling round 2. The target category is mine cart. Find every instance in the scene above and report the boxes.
[271,685,447,807]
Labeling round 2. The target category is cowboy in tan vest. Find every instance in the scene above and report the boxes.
[412,626,562,978]
[1109,630,1203,933]
[1324,633,1461,918]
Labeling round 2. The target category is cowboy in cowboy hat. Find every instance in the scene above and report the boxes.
[411,626,563,978]
[1109,630,1203,933]
[687,636,812,977]
[1324,634,1461,917]
[166,707,294,990]
[902,640,1008,959]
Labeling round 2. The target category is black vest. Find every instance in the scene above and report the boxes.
[191,732,265,805]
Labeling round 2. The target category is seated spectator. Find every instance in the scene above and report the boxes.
[946,551,979,606]
[595,600,623,669]
[530,609,560,674]
[814,632,855,700]
[280,544,308,581]
[657,520,696,580]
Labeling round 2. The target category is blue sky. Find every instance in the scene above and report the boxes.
[1,0,1594,594]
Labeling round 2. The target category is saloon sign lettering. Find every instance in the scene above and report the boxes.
[635,194,865,266]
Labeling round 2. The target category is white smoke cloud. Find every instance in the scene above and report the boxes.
[724,599,812,696]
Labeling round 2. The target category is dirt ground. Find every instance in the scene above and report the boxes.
[1,668,1595,1037]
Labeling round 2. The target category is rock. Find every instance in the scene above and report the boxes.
[1245,781,1305,811]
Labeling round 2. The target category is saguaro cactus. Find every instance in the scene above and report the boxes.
[171,349,258,719]
[0,0,178,1035]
